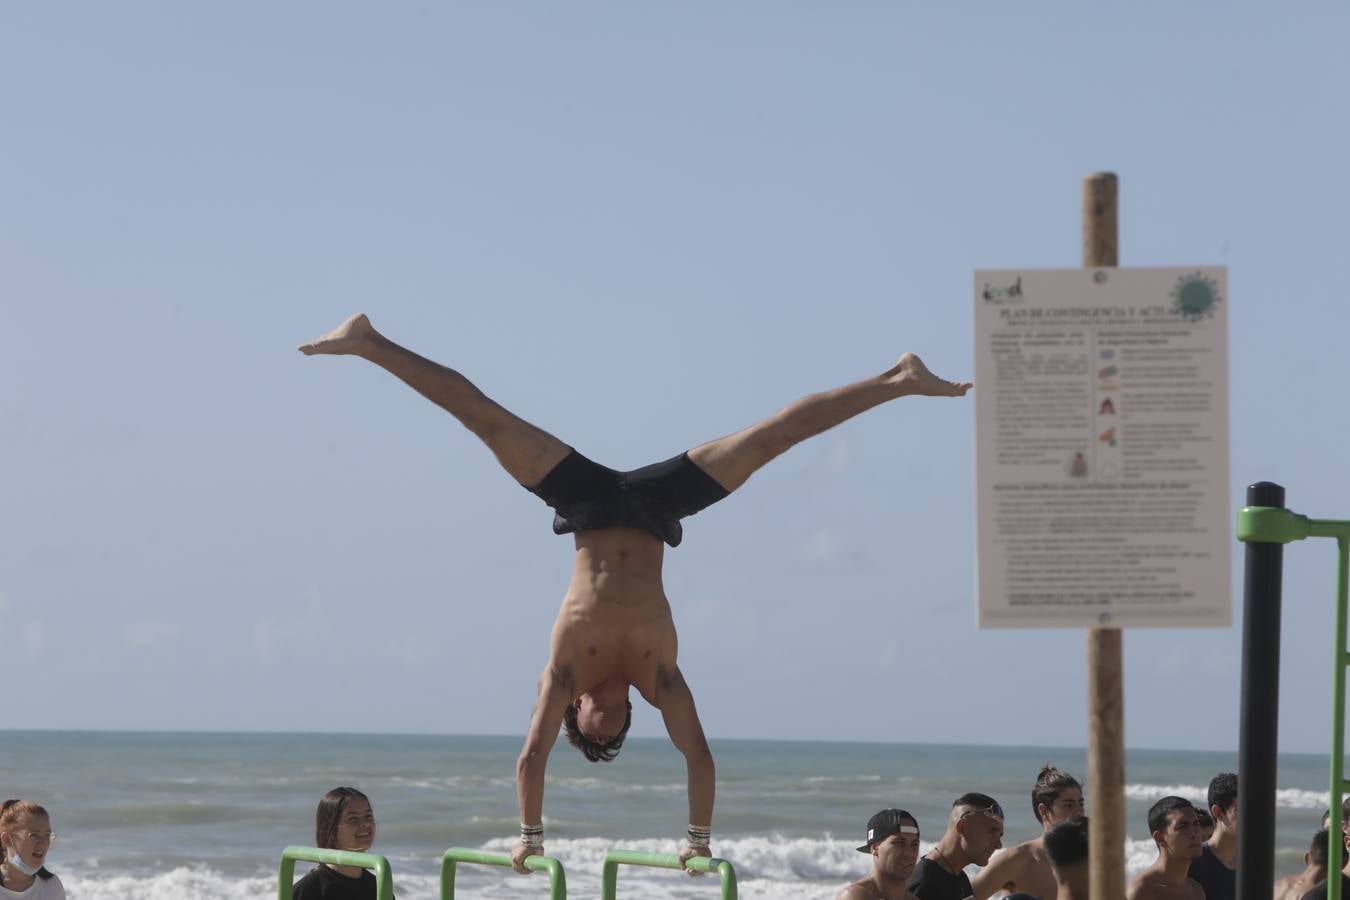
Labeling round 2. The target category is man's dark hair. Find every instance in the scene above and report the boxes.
[1311,829,1331,868]
[562,701,633,763]
[1147,796,1195,838]
[1207,772,1237,814]
[1032,765,1082,823]
[1318,797,1350,830]
[1044,815,1089,869]
[1194,807,1214,830]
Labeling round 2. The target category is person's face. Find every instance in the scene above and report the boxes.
[2,813,52,872]
[333,799,375,853]
[959,812,1005,866]
[1155,807,1204,860]
[872,830,922,881]
[1041,788,1086,826]
[576,695,626,745]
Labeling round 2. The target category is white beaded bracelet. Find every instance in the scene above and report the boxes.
[520,823,544,849]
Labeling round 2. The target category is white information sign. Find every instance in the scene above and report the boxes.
[974,267,1230,628]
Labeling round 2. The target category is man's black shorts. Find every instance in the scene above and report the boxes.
[526,449,729,548]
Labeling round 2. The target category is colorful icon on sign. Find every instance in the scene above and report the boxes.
[1069,452,1088,478]
[1171,271,1222,321]
[1098,365,1118,380]
[982,277,1023,303]
[1099,398,1116,415]
[1098,428,1117,447]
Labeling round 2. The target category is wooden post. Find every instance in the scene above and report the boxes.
[1083,172,1125,900]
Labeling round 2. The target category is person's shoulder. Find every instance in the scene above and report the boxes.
[292,865,327,899]
[908,857,939,884]
[1300,877,1330,900]
[1003,840,1039,866]
[38,873,68,900]
[1186,876,1207,900]
[836,879,880,900]
[1188,846,1218,878]
[1127,870,1161,900]
[910,860,972,900]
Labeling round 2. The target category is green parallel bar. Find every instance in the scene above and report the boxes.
[600,849,737,900]
[277,846,393,900]
[1236,506,1312,544]
[440,847,566,900]
[1240,507,1350,900]
[1331,538,1349,900]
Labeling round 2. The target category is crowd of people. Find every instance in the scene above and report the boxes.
[4,770,1342,900]
[842,769,1340,900]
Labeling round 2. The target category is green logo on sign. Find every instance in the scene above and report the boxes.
[1170,272,1222,321]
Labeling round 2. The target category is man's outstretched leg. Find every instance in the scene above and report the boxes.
[687,353,971,492]
[299,313,570,487]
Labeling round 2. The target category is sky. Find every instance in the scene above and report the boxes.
[4,1,1349,755]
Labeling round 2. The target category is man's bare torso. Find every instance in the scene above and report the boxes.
[837,876,915,900]
[1127,870,1205,900]
[548,529,677,701]
[992,841,1059,900]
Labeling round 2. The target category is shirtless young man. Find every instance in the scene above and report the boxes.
[299,313,972,873]
[838,809,923,900]
[1273,829,1328,900]
[1126,797,1204,900]
[970,766,1084,900]
[1042,816,1089,900]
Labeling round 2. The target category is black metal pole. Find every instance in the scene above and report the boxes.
[1237,481,1286,900]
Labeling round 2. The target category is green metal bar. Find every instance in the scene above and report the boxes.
[277,846,393,900]
[1236,506,1311,544]
[600,849,737,900]
[1311,520,1350,540]
[1239,505,1350,900]
[440,847,566,900]
[1331,538,1349,900]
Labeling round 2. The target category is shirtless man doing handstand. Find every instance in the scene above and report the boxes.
[300,313,971,872]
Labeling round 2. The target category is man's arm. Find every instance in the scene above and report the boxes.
[512,665,573,873]
[968,845,1025,900]
[656,665,715,862]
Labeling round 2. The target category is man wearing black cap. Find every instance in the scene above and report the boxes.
[838,809,922,900]
[908,793,1005,900]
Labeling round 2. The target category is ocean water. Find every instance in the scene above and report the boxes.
[0,731,1332,899]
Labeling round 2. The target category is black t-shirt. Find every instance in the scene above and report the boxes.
[1188,844,1235,900]
[292,865,389,900]
[1301,873,1350,900]
[907,857,975,900]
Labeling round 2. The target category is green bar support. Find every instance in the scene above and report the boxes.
[440,847,566,900]
[1237,506,1312,543]
[1331,538,1349,900]
[600,849,737,900]
[1238,504,1350,900]
[277,846,394,900]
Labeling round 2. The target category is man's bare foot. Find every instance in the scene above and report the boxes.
[883,352,972,397]
[298,313,379,356]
